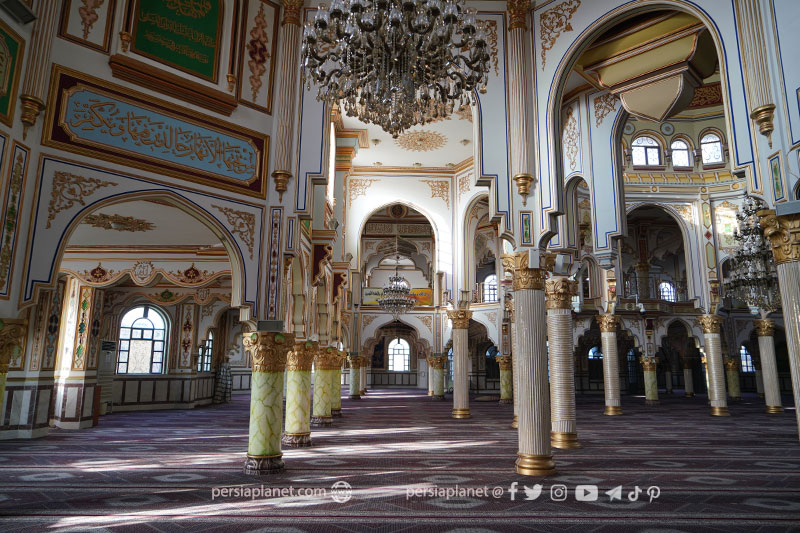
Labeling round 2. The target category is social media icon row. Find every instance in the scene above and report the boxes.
[509,483,660,503]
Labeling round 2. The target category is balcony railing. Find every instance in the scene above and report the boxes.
[621,275,689,302]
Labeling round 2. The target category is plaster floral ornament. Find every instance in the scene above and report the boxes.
[395,130,447,152]
[131,260,155,284]
[82,212,155,232]
[246,3,270,101]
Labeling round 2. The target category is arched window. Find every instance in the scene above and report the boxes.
[588,346,603,360]
[659,281,676,302]
[388,338,410,371]
[632,136,661,166]
[117,306,168,374]
[670,139,691,168]
[700,133,723,164]
[483,274,498,302]
[740,345,755,373]
[198,331,213,372]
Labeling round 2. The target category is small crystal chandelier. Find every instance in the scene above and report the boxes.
[378,236,415,319]
[300,0,491,137]
[723,194,781,315]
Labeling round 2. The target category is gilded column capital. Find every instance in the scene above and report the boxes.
[348,354,361,369]
[507,0,531,31]
[243,332,295,373]
[281,0,304,26]
[640,356,657,372]
[698,314,722,334]
[0,319,27,372]
[286,341,317,371]
[545,278,577,309]
[758,209,800,265]
[595,313,619,333]
[724,357,739,371]
[447,310,473,329]
[496,355,513,371]
[426,354,447,369]
[754,319,775,337]
[315,347,342,370]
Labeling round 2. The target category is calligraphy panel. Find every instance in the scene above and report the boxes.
[237,0,280,114]
[0,18,24,127]
[59,0,116,53]
[44,66,268,198]
[130,0,223,82]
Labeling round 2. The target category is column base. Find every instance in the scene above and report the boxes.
[551,432,581,449]
[685,392,695,397]
[645,400,660,406]
[281,432,312,447]
[243,454,284,475]
[360,389,367,395]
[451,408,471,419]
[428,390,433,396]
[604,405,622,416]
[511,415,518,429]
[515,453,556,476]
[766,405,784,414]
[432,394,446,401]
[710,406,730,416]
[310,416,333,427]
[331,408,342,417]
[349,394,361,400]
[499,398,513,405]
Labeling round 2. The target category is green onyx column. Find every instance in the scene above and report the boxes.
[242,331,294,475]
[331,350,345,417]
[348,354,361,399]
[642,356,659,406]
[282,341,316,448]
[497,355,513,404]
[725,358,742,401]
[428,354,446,400]
[311,347,336,427]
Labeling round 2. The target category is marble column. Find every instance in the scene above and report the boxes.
[754,361,765,399]
[596,314,622,415]
[683,360,695,397]
[331,350,345,417]
[242,331,294,475]
[282,340,316,447]
[429,354,446,400]
[642,356,659,406]
[545,277,580,449]
[496,356,513,404]
[725,358,742,401]
[699,315,729,416]
[348,354,361,400]
[511,307,520,428]
[311,347,336,427]
[360,363,367,395]
[755,319,783,413]
[512,260,554,476]
[18,0,60,137]
[759,208,800,438]
[427,357,434,396]
[448,310,472,419]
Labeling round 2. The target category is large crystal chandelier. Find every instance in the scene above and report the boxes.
[723,194,781,314]
[300,0,491,137]
[378,237,415,319]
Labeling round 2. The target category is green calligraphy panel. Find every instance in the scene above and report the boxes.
[0,19,24,127]
[131,0,222,81]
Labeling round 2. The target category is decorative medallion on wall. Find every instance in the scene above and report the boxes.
[395,130,447,152]
[83,263,116,283]
[539,0,581,69]
[623,122,635,135]
[660,122,675,136]
[82,213,155,232]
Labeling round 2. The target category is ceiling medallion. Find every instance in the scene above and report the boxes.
[82,213,155,232]
[301,0,491,138]
[395,130,447,152]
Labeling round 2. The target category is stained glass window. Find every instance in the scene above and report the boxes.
[740,345,755,373]
[659,281,677,302]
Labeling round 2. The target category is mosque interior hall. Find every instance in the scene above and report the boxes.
[0,0,800,530]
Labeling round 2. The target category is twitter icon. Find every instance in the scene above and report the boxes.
[524,484,543,501]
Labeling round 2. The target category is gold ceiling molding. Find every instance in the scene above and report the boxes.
[539,0,581,69]
[395,130,447,152]
[579,12,717,122]
[81,213,155,232]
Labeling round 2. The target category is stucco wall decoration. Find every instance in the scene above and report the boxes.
[43,66,269,198]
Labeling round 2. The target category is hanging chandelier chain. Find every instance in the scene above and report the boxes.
[301,0,491,137]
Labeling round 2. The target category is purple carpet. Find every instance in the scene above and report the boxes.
[0,388,799,532]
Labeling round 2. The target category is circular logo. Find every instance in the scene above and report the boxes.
[330,480,352,503]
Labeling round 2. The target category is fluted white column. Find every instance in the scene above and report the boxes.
[18,0,60,136]
[755,319,783,413]
[546,278,580,449]
[512,260,554,476]
[760,209,800,438]
[700,315,729,416]
[448,311,472,419]
[597,314,622,415]
[511,312,520,428]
